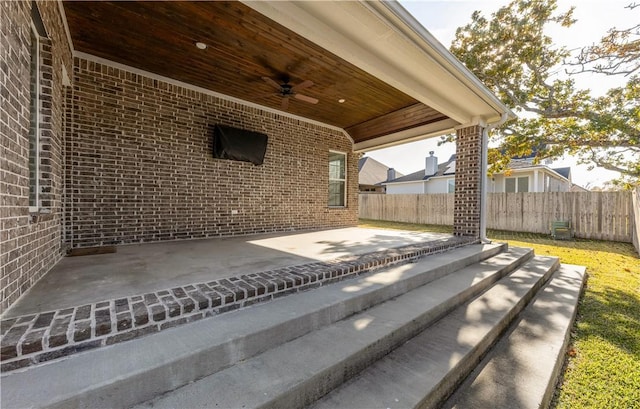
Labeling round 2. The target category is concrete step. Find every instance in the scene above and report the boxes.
[310,255,560,409]
[0,243,509,409]
[134,247,535,409]
[441,264,586,409]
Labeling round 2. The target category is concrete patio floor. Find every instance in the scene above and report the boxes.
[4,227,452,318]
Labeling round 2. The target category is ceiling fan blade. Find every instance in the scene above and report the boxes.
[281,96,290,110]
[256,92,280,99]
[292,79,314,91]
[294,93,319,104]
[262,76,282,91]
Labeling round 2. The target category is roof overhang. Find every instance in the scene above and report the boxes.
[243,0,515,151]
[504,166,572,183]
[61,1,514,151]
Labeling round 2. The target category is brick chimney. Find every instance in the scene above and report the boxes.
[425,151,438,176]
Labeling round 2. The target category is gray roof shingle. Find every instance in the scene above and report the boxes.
[385,154,456,183]
[358,157,404,186]
[552,167,571,179]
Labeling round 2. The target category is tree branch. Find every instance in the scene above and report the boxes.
[588,149,640,176]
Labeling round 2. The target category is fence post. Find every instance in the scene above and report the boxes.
[633,187,640,255]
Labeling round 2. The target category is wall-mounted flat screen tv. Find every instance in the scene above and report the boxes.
[212,124,268,166]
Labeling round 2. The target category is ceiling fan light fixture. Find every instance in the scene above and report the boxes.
[261,76,319,110]
[195,42,207,50]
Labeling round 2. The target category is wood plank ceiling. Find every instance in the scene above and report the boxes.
[63,1,450,144]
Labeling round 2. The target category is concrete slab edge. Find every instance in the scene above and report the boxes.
[539,265,586,409]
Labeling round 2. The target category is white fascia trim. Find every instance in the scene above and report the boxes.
[382,180,425,186]
[383,174,453,186]
[73,51,353,144]
[377,2,514,120]
[398,165,569,182]
[539,167,572,183]
[243,1,513,126]
[504,166,542,174]
[503,166,571,183]
[425,175,454,181]
[353,118,459,153]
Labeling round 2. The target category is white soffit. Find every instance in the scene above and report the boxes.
[242,0,514,127]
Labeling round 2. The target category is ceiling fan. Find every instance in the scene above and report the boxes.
[261,76,319,110]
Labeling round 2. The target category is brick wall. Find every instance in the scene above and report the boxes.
[1,2,71,310]
[1,2,357,311]
[66,58,358,247]
[453,125,483,237]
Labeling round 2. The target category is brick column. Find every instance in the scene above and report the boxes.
[454,125,484,237]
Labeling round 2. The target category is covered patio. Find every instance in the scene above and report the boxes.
[2,3,587,408]
[1,227,476,372]
[2,0,513,306]
[4,227,463,317]
[2,0,512,373]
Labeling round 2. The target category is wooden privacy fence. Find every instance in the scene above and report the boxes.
[359,191,636,243]
[359,194,454,226]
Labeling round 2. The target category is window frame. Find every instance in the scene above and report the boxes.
[447,179,455,193]
[545,174,551,192]
[328,150,347,208]
[505,176,529,193]
[28,21,41,213]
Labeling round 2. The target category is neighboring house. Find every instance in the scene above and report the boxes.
[384,152,457,194]
[570,183,589,192]
[384,152,573,194]
[358,157,403,193]
[1,1,513,310]
[490,161,572,193]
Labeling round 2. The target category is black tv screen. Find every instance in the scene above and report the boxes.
[212,124,268,166]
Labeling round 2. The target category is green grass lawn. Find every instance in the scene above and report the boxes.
[359,219,640,408]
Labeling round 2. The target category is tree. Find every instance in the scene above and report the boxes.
[568,3,639,77]
[448,0,639,188]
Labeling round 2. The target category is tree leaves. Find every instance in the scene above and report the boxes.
[450,0,640,188]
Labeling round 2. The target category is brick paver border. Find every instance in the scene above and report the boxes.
[0,236,477,372]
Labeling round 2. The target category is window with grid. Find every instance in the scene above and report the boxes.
[505,176,529,193]
[328,151,346,207]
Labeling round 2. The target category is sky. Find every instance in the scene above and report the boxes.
[365,0,638,189]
